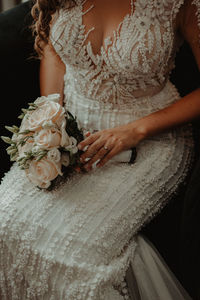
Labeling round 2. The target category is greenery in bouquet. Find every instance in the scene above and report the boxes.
[1,94,84,190]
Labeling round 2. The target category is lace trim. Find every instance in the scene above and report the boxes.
[50,0,181,105]
[79,0,135,57]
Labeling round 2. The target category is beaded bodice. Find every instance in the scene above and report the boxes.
[50,0,199,106]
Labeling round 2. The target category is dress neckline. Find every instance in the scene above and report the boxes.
[79,0,136,58]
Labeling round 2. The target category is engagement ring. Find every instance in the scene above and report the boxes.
[104,146,109,151]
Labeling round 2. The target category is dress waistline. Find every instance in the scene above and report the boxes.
[64,80,179,112]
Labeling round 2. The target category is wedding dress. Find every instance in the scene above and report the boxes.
[0,0,199,299]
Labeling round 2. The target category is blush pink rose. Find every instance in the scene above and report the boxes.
[35,128,62,149]
[34,94,60,106]
[25,101,65,131]
[26,158,62,189]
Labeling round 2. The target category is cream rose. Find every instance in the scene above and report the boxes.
[35,128,61,149]
[34,94,60,106]
[47,148,61,163]
[64,136,78,154]
[26,157,62,189]
[26,101,65,131]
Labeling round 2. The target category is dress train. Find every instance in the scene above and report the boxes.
[125,235,192,300]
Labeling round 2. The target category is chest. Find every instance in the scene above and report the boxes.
[51,0,179,79]
[81,0,133,56]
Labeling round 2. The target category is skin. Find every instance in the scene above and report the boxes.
[40,0,200,172]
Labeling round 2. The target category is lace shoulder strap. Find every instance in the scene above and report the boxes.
[171,0,200,30]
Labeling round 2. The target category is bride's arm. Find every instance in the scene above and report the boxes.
[78,0,200,170]
[40,43,66,105]
[131,0,200,140]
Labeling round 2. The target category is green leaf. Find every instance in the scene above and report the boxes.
[18,114,25,119]
[19,130,29,135]
[6,145,16,151]
[28,107,37,111]
[7,149,17,155]
[28,102,37,107]
[21,108,28,114]
[36,153,46,161]
[18,140,26,146]
[17,157,25,162]
[5,126,16,133]
[1,136,12,144]
[10,156,17,162]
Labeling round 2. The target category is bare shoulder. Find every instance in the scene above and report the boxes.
[176,0,200,69]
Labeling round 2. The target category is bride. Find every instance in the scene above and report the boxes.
[0,0,200,299]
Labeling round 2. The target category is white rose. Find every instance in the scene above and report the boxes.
[32,145,42,154]
[35,128,61,149]
[47,94,61,103]
[61,152,70,167]
[65,136,78,154]
[26,157,62,189]
[47,148,61,163]
[34,94,60,106]
[42,120,55,129]
[26,101,65,131]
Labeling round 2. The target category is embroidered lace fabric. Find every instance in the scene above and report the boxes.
[0,0,199,299]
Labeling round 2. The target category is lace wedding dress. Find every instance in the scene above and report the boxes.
[0,0,199,299]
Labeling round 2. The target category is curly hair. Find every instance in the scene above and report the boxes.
[31,0,76,57]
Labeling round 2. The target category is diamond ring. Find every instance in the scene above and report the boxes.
[103,146,109,151]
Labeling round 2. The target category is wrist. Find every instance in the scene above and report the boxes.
[129,120,148,144]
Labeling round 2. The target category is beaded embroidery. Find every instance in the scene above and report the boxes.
[50,0,200,106]
[0,0,199,299]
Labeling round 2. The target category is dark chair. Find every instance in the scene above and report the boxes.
[0,2,199,299]
[0,1,40,179]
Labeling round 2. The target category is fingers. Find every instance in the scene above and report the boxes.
[83,146,110,170]
[78,132,100,151]
[97,146,119,168]
[77,128,129,171]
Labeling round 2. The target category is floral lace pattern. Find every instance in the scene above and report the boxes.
[0,0,199,299]
[50,0,199,106]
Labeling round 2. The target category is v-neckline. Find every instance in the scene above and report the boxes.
[79,0,136,58]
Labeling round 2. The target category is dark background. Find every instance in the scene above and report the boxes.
[0,2,200,299]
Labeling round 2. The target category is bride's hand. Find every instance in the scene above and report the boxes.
[77,123,145,170]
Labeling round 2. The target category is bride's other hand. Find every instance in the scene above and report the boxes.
[77,123,145,170]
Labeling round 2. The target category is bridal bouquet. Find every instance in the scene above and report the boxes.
[1,94,84,189]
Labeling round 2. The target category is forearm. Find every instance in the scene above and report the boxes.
[131,88,200,141]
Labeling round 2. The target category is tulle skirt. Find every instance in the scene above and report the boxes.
[126,235,192,300]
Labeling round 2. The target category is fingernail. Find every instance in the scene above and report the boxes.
[85,131,91,137]
[83,145,89,152]
[78,144,82,150]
